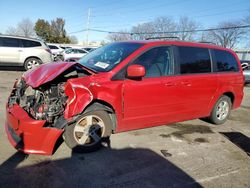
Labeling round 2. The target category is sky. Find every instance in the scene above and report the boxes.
[0,0,249,44]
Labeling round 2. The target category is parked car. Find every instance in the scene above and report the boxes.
[48,44,64,55]
[241,61,250,83]
[60,46,72,50]
[240,60,250,68]
[82,47,98,52]
[5,41,244,155]
[62,48,88,61]
[243,67,250,83]
[64,57,81,62]
[48,44,65,61]
[0,35,53,70]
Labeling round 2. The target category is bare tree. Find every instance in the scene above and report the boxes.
[176,16,200,41]
[50,18,70,43]
[207,21,246,49]
[243,13,250,47]
[5,26,20,36]
[131,22,155,40]
[152,16,177,39]
[107,30,132,41]
[69,35,78,44]
[131,16,177,40]
[6,18,35,37]
[18,18,35,37]
[107,16,177,41]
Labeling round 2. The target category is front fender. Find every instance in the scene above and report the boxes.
[64,80,93,119]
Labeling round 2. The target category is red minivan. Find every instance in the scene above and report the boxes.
[5,41,244,155]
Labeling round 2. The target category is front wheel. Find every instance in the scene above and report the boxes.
[24,58,42,70]
[64,111,112,153]
[209,95,232,125]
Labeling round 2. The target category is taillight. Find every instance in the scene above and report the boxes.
[45,49,52,54]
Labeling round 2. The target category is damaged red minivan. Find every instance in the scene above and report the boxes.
[5,41,244,155]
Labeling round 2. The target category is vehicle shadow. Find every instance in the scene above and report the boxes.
[0,147,202,188]
[220,132,250,156]
[0,66,25,72]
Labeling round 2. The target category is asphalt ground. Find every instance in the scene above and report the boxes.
[0,69,249,188]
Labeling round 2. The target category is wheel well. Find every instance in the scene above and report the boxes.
[223,92,235,105]
[24,56,42,64]
[84,100,117,132]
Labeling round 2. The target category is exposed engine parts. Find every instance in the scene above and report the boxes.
[9,80,67,125]
[8,64,91,126]
[26,83,66,123]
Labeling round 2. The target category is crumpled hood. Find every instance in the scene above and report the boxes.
[23,62,79,88]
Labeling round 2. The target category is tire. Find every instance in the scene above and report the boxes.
[209,95,232,125]
[64,110,112,153]
[24,58,42,70]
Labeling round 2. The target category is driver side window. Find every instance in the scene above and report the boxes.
[132,46,172,78]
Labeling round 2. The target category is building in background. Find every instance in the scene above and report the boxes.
[235,49,250,61]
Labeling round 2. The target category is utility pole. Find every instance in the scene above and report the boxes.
[86,8,91,46]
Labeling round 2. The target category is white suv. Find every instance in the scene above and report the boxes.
[0,35,53,70]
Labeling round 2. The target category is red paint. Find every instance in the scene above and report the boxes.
[5,104,63,155]
[127,65,145,78]
[23,61,78,88]
[5,41,244,155]
[64,78,93,119]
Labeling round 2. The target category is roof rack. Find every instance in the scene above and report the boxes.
[199,41,216,45]
[145,36,180,40]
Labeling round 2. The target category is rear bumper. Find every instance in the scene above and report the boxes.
[5,104,63,155]
[41,54,53,63]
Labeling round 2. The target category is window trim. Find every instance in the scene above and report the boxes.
[111,45,175,81]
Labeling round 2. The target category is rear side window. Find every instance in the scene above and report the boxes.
[0,37,21,47]
[178,46,211,74]
[214,50,239,72]
[21,39,41,47]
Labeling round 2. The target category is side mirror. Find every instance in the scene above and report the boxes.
[127,65,145,79]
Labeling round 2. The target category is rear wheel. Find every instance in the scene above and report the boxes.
[209,95,232,125]
[24,58,42,70]
[64,111,112,153]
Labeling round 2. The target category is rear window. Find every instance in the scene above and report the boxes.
[178,46,211,74]
[214,50,239,72]
[21,39,42,47]
[77,49,87,53]
[0,37,21,47]
[48,45,59,49]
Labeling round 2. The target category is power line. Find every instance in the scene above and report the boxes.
[195,9,249,18]
[88,24,250,35]
[68,24,250,35]
[68,29,87,34]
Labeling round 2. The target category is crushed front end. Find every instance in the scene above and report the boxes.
[5,79,66,155]
[5,62,92,155]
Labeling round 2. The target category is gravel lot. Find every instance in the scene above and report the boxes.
[0,69,249,188]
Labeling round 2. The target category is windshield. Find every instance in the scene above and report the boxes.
[78,42,144,72]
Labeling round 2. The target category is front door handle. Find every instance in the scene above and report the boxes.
[165,82,175,86]
[180,81,191,86]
